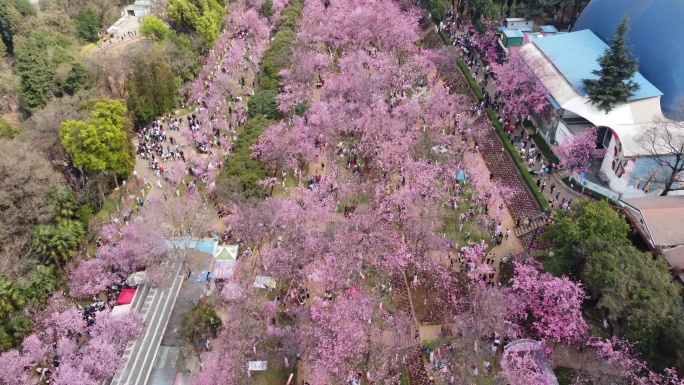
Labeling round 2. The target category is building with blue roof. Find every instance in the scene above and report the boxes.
[573,0,684,121]
[501,29,524,47]
[533,29,662,102]
[519,29,673,198]
[539,25,557,34]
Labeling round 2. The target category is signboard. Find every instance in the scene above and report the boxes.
[554,121,572,145]
[572,175,620,201]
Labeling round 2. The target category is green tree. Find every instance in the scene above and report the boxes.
[541,200,630,277]
[582,244,684,369]
[61,63,90,95]
[166,0,225,46]
[127,56,177,127]
[261,0,274,19]
[59,100,134,203]
[0,0,35,54]
[424,0,447,21]
[30,220,84,271]
[54,33,73,49]
[139,15,168,41]
[468,0,497,22]
[247,90,280,119]
[52,45,76,64]
[294,100,309,116]
[0,117,20,139]
[223,117,270,199]
[13,35,56,116]
[582,16,640,113]
[74,8,100,43]
[180,306,222,359]
[47,188,78,223]
[518,0,560,19]
[0,279,25,319]
[164,31,200,82]
[16,264,60,305]
[0,312,31,350]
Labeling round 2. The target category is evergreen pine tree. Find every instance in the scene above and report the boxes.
[582,16,639,113]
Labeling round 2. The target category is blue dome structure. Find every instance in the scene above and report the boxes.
[573,0,684,120]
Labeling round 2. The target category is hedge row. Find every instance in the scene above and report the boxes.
[531,132,560,165]
[443,33,549,212]
[486,109,551,212]
[439,30,452,46]
[220,0,304,199]
[259,0,304,91]
[454,56,484,101]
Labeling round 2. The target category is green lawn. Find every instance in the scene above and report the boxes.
[251,366,295,385]
[94,193,124,224]
[400,365,409,385]
[555,367,577,385]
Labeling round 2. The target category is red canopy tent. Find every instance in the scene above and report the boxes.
[116,288,137,305]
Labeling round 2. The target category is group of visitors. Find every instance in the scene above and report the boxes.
[106,30,137,45]
[441,9,464,42]
[36,281,135,383]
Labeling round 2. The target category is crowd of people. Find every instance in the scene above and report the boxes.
[36,281,135,383]
[101,30,137,46]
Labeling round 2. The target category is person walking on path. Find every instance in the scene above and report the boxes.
[505,229,510,240]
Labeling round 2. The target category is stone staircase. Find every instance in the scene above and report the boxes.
[389,273,430,385]
[513,214,547,237]
[478,123,542,221]
[107,261,185,385]
[405,345,430,384]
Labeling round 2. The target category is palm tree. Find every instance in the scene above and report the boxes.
[49,189,78,223]
[17,265,60,305]
[31,221,84,271]
[0,279,26,319]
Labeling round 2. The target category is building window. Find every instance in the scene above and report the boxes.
[596,126,612,150]
[612,157,625,177]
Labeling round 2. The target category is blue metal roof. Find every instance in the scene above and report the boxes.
[546,94,561,110]
[503,29,524,38]
[540,25,558,33]
[533,29,663,101]
[573,0,684,120]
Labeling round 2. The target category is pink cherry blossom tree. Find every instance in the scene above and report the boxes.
[553,126,605,176]
[491,47,550,118]
[471,17,502,64]
[307,294,406,384]
[509,260,588,344]
[0,350,32,385]
[499,349,549,385]
[579,337,684,385]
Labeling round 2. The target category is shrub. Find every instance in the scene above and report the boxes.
[139,15,168,41]
[0,118,21,139]
[456,58,483,101]
[247,90,280,119]
[74,8,100,43]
